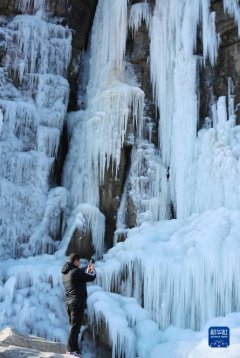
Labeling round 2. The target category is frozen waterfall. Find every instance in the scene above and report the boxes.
[0,1,70,257]
[84,0,240,357]
[1,0,240,357]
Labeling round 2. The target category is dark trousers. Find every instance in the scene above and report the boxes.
[67,302,85,353]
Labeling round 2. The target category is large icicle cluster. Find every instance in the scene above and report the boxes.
[88,285,240,358]
[2,0,240,356]
[96,208,240,332]
[58,204,105,257]
[129,2,151,35]
[0,3,71,257]
[128,142,170,225]
[149,0,218,219]
[192,92,240,213]
[0,255,68,342]
[114,141,170,244]
[86,0,240,355]
[63,0,173,252]
[63,0,145,254]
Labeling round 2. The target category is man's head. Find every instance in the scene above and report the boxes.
[69,253,80,268]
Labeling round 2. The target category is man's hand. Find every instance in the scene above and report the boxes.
[86,263,94,274]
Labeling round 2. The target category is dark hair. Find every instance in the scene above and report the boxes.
[69,253,80,263]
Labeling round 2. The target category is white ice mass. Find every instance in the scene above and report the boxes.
[1,0,240,357]
[0,2,71,258]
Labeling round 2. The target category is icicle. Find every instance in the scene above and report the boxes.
[0,149,53,188]
[0,256,68,342]
[0,109,3,137]
[223,0,240,36]
[193,92,240,214]
[114,174,129,245]
[129,3,151,35]
[64,0,145,230]
[0,0,70,258]
[149,0,218,218]
[200,0,219,66]
[17,0,67,13]
[128,142,171,225]
[88,0,128,76]
[37,126,60,157]
[59,204,105,256]
[28,187,68,256]
[7,14,71,81]
[17,0,46,12]
[228,76,236,125]
[87,287,137,358]
[97,208,240,331]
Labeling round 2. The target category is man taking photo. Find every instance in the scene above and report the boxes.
[62,253,96,357]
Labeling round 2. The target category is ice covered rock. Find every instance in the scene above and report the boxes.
[65,227,95,260]
[58,204,105,259]
[0,327,66,357]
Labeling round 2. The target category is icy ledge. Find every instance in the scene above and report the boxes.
[0,327,66,358]
[87,286,240,358]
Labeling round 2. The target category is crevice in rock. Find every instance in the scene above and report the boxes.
[66,0,98,112]
[200,0,240,126]
[52,122,69,187]
[100,144,133,250]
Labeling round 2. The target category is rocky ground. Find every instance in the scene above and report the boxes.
[0,328,66,358]
[0,327,109,358]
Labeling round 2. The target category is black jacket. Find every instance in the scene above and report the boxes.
[62,262,96,305]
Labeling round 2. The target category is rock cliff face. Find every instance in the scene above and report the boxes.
[200,0,240,125]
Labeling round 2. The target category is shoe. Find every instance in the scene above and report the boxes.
[66,352,83,358]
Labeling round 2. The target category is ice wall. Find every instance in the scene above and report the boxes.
[64,0,139,203]
[86,0,240,352]
[63,0,174,251]
[147,0,240,218]
[0,255,68,342]
[0,2,71,257]
[149,0,218,219]
[63,0,148,253]
[192,93,240,213]
[128,142,170,225]
[2,0,240,356]
[96,207,240,333]
[88,285,240,358]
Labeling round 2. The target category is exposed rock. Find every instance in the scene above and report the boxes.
[99,145,132,249]
[200,0,240,125]
[0,328,66,358]
[99,10,160,246]
[90,321,111,358]
[126,195,137,228]
[66,227,95,259]
[67,0,98,111]
[127,22,158,146]
[115,230,128,243]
